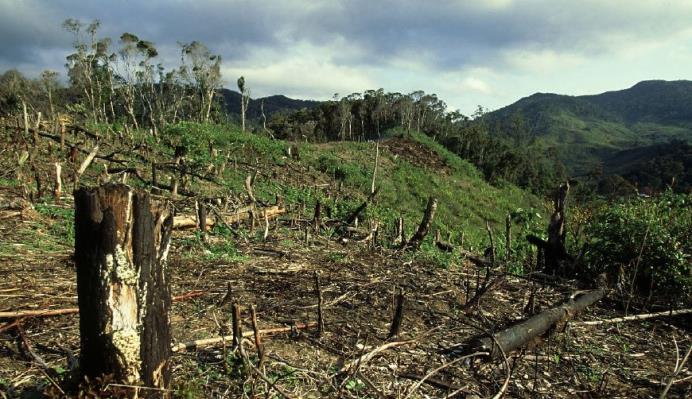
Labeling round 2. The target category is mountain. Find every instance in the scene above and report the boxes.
[483,80,692,176]
[218,89,320,120]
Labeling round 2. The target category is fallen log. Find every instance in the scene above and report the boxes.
[173,205,285,229]
[471,287,606,358]
[171,321,317,352]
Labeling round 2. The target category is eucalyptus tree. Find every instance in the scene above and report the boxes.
[40,70,59,119]
[180,41,222,123]
[63,18,106,123]
[116,32,143,129]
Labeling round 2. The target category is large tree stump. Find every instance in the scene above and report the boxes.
[74,184,174,394]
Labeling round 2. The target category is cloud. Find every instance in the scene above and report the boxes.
[1,0,691,113]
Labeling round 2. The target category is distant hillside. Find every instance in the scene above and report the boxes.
[218,89,320,120]
[603,140,692,193]
[483,80,692,175]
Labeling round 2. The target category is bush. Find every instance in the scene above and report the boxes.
[582,192,691,305]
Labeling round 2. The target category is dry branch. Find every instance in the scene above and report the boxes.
[462,276,504,315]
[576,308,692,325]
[338,340,415,374]
[173,205,285,229]
[171,322,317,352]
[345,188,379,226]
[0,308,79,319]
[76,144,99,176]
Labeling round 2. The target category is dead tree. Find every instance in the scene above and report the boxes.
[388,288,406,339]
[53,162,62,204]
[485,220,496,265]
[406,197,438,251]
[196,200,207,241]
[345,188,379,226]
[527,182,571,275]
[74,184,174,394]
[313,200,322,232]
[505,214,512,262]
[393,216,405,247]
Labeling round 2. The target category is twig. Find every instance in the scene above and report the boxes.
[403,351,488,399]
[659,339,692,399]
[0,292,207,321]
[490,334,511,399]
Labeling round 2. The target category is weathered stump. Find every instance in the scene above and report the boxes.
[74,184,173,394]
[406,196,437,250]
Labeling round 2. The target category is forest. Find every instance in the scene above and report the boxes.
[0,18,690,399]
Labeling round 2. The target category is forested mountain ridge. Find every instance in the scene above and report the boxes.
[482,80,692,177]
[218,89,320,119]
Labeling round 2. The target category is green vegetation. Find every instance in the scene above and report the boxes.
[482,80,692,183]
[298,128,545,253]
[581,192,691,305]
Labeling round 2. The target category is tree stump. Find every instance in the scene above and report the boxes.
[406,196,438,250]
[74,184,174,394]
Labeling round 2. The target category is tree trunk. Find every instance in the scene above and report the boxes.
[547,182,570,273]
[471,287,606,358]
[53,163,62,204]
[74,184,174,395]
[406,197,437,250]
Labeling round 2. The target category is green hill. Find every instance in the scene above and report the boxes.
[483,80,692,176]
[0,122,544,261]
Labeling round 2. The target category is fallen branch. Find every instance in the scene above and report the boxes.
[171,321,317,352]
[338,340,415,374]
[403,351,487,399]
[76,144,99,176]
[0,291,207,320]
[397,373,465,394]
[576,308,692,326]
[173,205,285,229]
[471,287,606,358]
[0,308,79,319]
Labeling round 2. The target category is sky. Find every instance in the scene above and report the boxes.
[1,0,691,114]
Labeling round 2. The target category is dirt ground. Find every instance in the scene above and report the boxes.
[1,191,690,398]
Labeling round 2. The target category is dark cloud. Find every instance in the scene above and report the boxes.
[0,0,690,111]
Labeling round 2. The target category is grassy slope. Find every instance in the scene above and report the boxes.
[298,130,543,248]
[0,123,544,260]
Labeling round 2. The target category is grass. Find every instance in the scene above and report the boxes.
[163,121,547,256]
[298,130,545,252]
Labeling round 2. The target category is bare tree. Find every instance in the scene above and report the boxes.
[237,76,250,132]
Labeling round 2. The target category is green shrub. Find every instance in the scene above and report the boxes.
[582,192,691,304]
